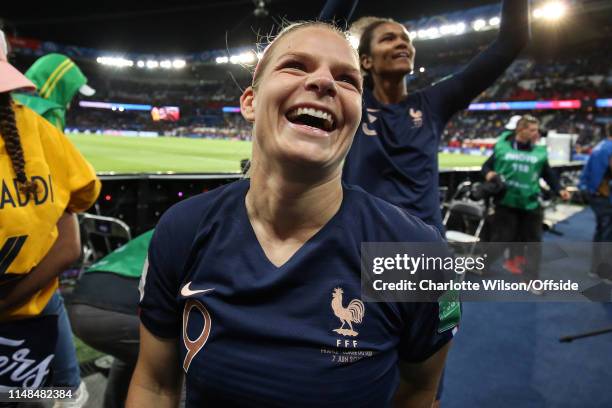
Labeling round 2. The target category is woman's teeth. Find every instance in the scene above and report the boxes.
[286,107,335,131]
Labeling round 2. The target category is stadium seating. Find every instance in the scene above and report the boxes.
[8,17,611,147]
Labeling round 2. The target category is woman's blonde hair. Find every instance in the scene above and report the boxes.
[251,21,357,90]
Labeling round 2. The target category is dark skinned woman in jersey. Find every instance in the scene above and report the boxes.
[320,0,529,235]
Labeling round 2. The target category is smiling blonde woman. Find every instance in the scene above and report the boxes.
[128,22,457,408]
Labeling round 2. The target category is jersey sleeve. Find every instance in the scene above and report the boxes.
[424,0,529,123]
[398,299,459,363]
[135,178,232,337]
[396,239,460,362]
[38,117,101,213]
[391,212,460,363]
[137,194,211,338]
[138,215,183,338]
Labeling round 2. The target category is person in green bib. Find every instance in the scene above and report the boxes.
[492,114,537,274]
[13,53,95,130]
[482,115,570,293]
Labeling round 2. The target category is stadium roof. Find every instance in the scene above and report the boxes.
[2,0,497,53]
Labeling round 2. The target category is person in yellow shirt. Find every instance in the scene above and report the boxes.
[0,30,100,407]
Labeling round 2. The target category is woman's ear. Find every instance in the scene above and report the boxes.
[360,54,372,71]
[240,86,256,123]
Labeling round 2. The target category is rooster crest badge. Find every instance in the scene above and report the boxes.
[331,287,365,337]
[408,108,423,128]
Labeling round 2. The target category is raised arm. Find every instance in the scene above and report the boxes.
[319,0,359,25]
[427,0,530,122]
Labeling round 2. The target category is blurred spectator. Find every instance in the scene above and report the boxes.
[579,123,612,283]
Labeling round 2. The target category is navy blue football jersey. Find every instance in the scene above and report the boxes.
[139,180,457,407]
[343,87,449,233]
[340,0,529,234]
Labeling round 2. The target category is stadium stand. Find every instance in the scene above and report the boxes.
[11,45,609,148]
[8,18,610,145]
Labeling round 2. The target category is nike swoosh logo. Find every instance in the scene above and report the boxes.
[181,282,215,297]
[362,122,377,136]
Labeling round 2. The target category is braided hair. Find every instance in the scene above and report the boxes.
[0,93,38,198]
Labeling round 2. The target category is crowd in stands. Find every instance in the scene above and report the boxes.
[65,108,252,140]
[11,35,611,148]
[411,40,611,103]
[422,40,611,150]
[443,110,605,148]
[171,113,252,140]
[489,54,610,102]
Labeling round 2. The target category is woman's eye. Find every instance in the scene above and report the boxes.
[281,61,306,71]
[338,75,359,87]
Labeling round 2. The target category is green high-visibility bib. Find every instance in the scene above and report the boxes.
[494,136,547,210]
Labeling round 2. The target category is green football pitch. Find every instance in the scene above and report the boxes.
[68,133,487,173]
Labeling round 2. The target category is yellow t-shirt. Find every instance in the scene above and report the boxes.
[1,103,101,320]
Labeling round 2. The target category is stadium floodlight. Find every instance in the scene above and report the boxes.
[146,60,159,69]
[538,2,567,20]
[439,24,454,35]
[228,52,257,65]
[426,27,440,39]
[137,60,145,68]
[96,56,134,68]
[160,60,172,69]
[172,59,186,69]
[455,22,466,35]
[416,26,441,40]
[419,67,426,73]
[409,31,417,40]
[489,16,501,26]
[438,22,465,36]
[472,19,487,31]
[549,4,567,20]
[215,56,229,64]
[240,52,257,64]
